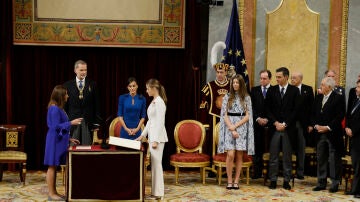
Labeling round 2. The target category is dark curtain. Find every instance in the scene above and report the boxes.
[0,0,209,170]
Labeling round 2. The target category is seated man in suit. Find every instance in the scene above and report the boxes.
[309,77,345,193]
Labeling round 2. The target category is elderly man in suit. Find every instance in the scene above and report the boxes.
[309,77,345,193]
[250,69,272,179]
[266,67,300,190]
[345,79,360,198]
[64,60,101,145]
[290,71,314,179]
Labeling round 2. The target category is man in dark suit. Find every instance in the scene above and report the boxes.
[290,71,314,179]
[64,60,101,145]
[250,69,272,179]
[347,73,360,105]
[309,77,345,193]
[345,79,360,198]
[317,69,346,103]
[265,67,300,190]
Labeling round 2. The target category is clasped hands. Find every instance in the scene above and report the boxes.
[308,125,329,133]
[257,118,268,126]
[274,121,286,131]
[125,127,140,136]
[228,125,239,138]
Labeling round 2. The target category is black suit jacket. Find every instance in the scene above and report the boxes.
[63,78,101,127]
[298,84,314,128]
[265,84,301,147]
[310,92,345,153]
[346,88,360,152]
[251,85,269,123]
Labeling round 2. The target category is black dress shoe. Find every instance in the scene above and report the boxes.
[354,194,360,198]
[296,175,304,180]
[329,185,339,193]
[283,182,291,190]
[269,181,277,189]
[312,186,326,191]
[251,174,262,179]
[345,191,354,195]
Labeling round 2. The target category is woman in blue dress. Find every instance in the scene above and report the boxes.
[44,85,81,200]
[218,74,254,190]
[117,77,147,139]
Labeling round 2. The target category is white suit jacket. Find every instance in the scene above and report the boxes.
[141,96,168,143]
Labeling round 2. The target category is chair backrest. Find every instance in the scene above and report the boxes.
[0,125,26,152]
[174,120,206,153]
[109,117,122,137]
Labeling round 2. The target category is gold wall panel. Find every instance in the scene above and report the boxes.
[266,0,319,89]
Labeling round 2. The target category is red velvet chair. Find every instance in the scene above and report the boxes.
[212,122,252,185]
[170,120,210,184]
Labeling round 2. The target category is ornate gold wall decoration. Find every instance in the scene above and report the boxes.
[339,0,349,87]
[266,0,319,89]
[13,0,186,48]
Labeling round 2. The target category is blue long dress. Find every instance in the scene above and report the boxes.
[117,94,147,139]
[44,105,71,166]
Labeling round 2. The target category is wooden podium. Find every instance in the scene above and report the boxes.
[66,145,145,201]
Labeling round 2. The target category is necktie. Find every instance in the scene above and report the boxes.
[351,98,360,114]
[262,87,267,98]
[280,87,285,98]
[321,95,328,110]
[79,80,83,89]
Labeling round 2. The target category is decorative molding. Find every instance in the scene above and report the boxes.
[12,0,186,48]
[339,0,349,87]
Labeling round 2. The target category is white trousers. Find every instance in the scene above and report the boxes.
[150,142,165,197]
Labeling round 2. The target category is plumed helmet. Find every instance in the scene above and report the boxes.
[210,41,229,71]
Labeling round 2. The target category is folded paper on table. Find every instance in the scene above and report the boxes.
[75,145,92,150]
[108,136,141,150]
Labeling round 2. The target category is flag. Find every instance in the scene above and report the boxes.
[222,0,249,87]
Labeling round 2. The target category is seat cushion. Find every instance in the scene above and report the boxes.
[0,151,27,160]
[170,153,210,162]
[243,152,252,162]
[213,153,252,162]
[213,153,227,162]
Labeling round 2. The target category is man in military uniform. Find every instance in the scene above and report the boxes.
[199,62,230,156]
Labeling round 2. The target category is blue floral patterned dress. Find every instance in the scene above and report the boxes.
[217,94,255,155]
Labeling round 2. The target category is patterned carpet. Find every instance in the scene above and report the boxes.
[0,170,358,201]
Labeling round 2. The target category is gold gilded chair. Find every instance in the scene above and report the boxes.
[170,120,210,184]
[304,146,317,176]
[0,125,27,185]
[212,122,252,185]
[107,117,150,168]
[342,135,353,193]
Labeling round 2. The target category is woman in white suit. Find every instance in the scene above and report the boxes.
[136,78,168,200]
